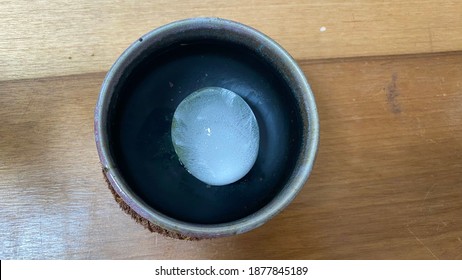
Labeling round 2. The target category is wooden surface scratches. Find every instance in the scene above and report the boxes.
[1,52,461,259]
[1,1,462,81]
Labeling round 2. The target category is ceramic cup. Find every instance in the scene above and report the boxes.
[94,18,319,239]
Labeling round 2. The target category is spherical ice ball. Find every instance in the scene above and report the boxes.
[171,87,260,186]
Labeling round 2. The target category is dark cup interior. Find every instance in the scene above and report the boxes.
[107,39,303,224]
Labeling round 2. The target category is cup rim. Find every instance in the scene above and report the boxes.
[94,17,319,238]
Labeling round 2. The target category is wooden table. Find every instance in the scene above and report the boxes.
[1,1,461,259]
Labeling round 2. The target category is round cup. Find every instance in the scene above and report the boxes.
[94,18,319,239]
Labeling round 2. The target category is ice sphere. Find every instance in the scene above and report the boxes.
[171,87,260,186]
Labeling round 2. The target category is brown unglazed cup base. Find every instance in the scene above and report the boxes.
[102,168,201,241]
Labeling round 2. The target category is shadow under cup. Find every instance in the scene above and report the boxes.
[95,18,319,238]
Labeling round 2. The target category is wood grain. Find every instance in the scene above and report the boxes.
[1,52,461,259]
[1,1,462,81]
